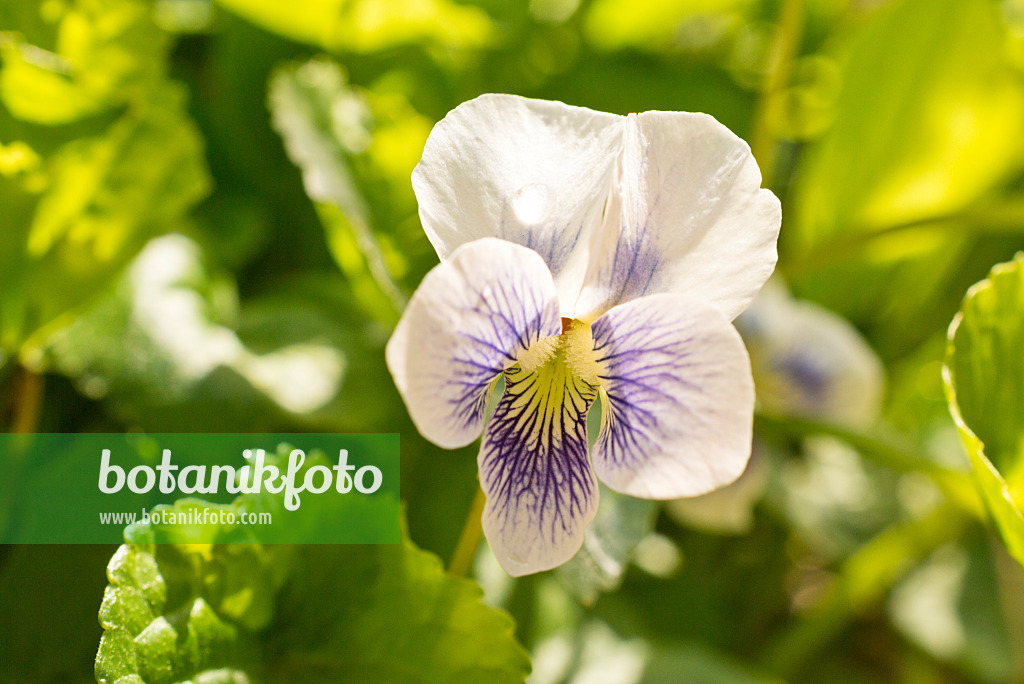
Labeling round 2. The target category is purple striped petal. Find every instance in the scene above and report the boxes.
[590,294,755,499]
[479,350,600,576]
[386,238,562,448]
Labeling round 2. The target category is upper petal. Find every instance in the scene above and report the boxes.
[589,293,755,499]
[573,111,781,321]
[480,350,600,576]
[412,94,623,316]
[386,238,561,448]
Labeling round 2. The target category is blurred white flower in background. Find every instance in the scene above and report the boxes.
[668,277,885,535]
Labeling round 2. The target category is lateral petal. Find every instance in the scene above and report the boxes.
[386,238,561,448]
[590,293,755,498]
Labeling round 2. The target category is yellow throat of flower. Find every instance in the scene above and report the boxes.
[516,319,602,386]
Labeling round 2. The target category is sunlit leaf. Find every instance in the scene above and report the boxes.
[212,0,494,52]
[2,87,210,355]
[0,0,169,124]
[944,254,1024,567]
[785,0,1024,358]
[0,42,106,124]
[0,0,210,358]
[945,254,1024,473]
[97,525,531,683]
[23,86,208,328]
[268,57,410,325]
[791,0,1024,251]
[45,235,349,430]
[584,0,751,52]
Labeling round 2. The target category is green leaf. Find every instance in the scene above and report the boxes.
[946,411,1024,568]
[0,0,170,124]
[95,543,272,684]
[0,0,210,357]
[45,235,349,431]
[267,57,408,326]
[20,85,209,341]
[266,541,530,683]
[211,0,493,53]
[0,42,106,125]
[583,0,751,52]
[97,531,531,683]
[791,0,1024,251]
[944,254,1024,567]
[783,0,1024,358]
[1,95,210,355]
[945,254,1024,472]
[96,438,528,683]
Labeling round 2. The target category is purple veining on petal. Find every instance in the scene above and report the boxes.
[597,222,660,308]
[445,272,562,435]
[587,294,754,499]
[579,113,758,317]
[479,352,599,572]
[499,204,589,276]
[590,304,701,471]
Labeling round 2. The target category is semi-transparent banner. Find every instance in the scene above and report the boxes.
[0,433,400,544]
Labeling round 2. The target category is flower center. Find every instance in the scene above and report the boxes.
[516,319,602,386]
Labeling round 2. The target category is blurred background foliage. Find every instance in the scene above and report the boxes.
[4,0,1024,682]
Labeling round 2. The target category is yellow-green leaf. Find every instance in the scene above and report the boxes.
[791,0,1024,252]
[944,254,1024,568]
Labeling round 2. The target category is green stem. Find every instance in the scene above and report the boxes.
[448,485,487,577]
[1,368,43,548]
[10,366,43,435]
[749,0,805,185]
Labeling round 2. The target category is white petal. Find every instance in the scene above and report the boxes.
[480,350,600,576]
[386,238,561,448]
[590,293,755,498]
[412,94,623,316]
[737,280,885,427]
[573,112,781,321]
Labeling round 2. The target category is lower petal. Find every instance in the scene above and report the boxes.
[479,352,599,576]
[590,294,755,499]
